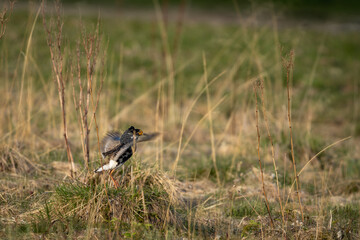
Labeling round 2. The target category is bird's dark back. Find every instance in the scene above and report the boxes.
[108,129,137,165]
[113,147,134,165]
[120,129,134,144]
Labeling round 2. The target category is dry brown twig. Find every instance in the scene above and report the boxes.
[253,80,274,228]
[0,1,14,40]
[42,0,76,177]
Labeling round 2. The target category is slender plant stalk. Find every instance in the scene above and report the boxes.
[86,32,105,171]
[284,50,304,222]
[203,53,221,186]
[172,0,186,64]
[284,136,351,213]
[76,43,86,161]
[253,82,274,228]
[298,136,351,176]
[83,31,91,170]
[154,0,175,123]
[70,64,86,161]
[19,5,41,137]
[171,71,225,173]
[259,81,285,225]
[155,81,163,169]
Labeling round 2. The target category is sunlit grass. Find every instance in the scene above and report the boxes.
[0,1,359,239]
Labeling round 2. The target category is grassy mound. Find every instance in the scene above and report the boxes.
[37,164,184,236]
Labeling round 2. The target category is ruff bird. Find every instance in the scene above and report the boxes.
[94,126,158,188]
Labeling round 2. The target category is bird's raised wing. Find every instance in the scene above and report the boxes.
[100,131,122,158]
[137,132,160,143]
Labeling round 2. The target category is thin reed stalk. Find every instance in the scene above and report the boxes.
[259,80,285,225]
[171,70,226,173]
[253,81,274,228]
[155,81,164,170]
[19,5,41,137]
[284,50,304,222]
[203,53,221,186]
[154,0,175,124]
[82,20,104,169]
[284,136,351,212]
[172,0,186,64]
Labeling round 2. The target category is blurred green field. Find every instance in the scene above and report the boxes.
[0,1,359,239]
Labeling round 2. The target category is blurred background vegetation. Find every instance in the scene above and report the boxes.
[57,0,360,16]
[13,0,360,17]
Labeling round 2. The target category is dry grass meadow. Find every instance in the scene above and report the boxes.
[1,1,360,239]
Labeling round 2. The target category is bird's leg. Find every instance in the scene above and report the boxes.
[109,169,120,189]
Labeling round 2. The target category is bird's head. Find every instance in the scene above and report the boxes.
[127,126,143,140]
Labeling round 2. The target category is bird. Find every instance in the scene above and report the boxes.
[94,126,159,188]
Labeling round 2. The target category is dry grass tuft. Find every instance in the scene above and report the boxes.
[44,163,184,232]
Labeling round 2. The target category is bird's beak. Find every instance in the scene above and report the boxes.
[138,130,143,135]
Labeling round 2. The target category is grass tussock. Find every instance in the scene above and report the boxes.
[35,163,184,235]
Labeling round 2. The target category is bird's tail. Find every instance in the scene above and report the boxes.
[94,160,119,173]
[94,163,111,173]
